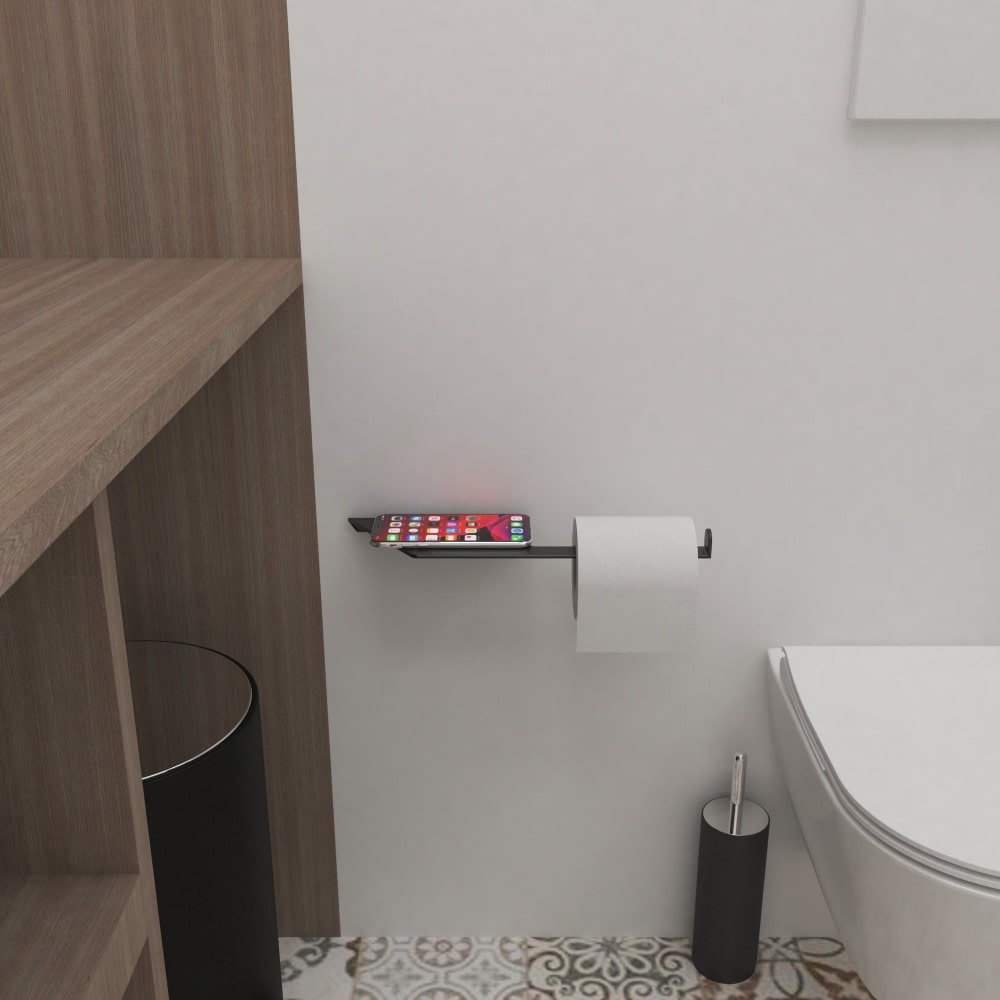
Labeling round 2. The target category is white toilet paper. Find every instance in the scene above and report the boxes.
[573,516,698,653]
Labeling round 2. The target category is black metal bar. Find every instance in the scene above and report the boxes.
[401,544,576,559]
[350,517,712,559]
[699,528,713,560]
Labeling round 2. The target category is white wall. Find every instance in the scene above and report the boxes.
[287,0,1000,935]
[852,0,1000,119]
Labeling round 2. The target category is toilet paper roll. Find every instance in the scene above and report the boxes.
[573,516,697,653]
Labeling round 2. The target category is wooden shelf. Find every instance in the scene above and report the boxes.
[0,874,146,1000]
[0,257,302,598]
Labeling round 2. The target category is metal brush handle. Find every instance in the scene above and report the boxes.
[729,753,746,835]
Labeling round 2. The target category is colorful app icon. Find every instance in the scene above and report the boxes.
[445,535,457,541]
[406,534,419,541]
[387,534,399,541]
[390,516,402,520]
[427,530,439,536]
[511,515,522,521]
[426,536,439,541]
[512,535,523,541]
[464,534,477,540]
[410,515,422,520]
[429,515,441,521]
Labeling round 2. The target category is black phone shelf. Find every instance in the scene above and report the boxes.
[348,517,713,560]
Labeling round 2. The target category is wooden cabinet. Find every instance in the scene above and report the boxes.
[0,259,337,997]
[0,3,338,995]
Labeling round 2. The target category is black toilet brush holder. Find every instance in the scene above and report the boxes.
[691,794,770,984]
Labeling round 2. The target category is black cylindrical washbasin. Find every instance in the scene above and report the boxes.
[127,640,282,1000]
[691,795,770,984]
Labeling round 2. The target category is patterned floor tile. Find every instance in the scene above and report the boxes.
[277,936,872,1000]
[281,937,359,1000]
[525,937,873,1000]
[355,937,529,1000]
[742,939,874,1000]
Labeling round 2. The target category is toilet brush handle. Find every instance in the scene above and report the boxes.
[729,754,746,835]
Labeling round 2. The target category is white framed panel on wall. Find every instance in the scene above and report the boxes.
[852,0,1000,119]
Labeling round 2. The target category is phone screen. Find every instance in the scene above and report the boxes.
[371,513,530,545]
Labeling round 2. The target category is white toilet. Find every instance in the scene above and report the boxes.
[767,646,1000,1000]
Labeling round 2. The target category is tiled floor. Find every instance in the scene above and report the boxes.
[279,936,874,1000]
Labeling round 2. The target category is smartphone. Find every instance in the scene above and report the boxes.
[370,513,531,547]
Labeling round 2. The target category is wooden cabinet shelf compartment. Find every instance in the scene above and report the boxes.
[0,256,302,598]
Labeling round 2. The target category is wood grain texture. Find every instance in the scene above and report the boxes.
[0,504,140,873]
[92,493,169,1000]
[0,0,300,257]
[128,641,252,778]
[0,0,338,945]
[0,874,146,1000]
[0,257,302,598]
[122,945,154,1000]
[108,288,339,934]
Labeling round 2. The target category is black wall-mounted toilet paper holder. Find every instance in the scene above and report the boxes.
[348,517,713,559]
